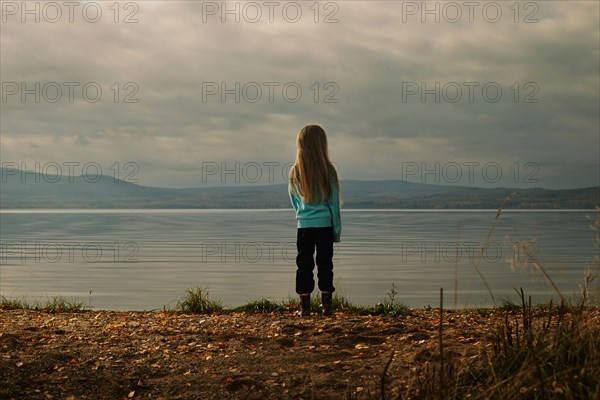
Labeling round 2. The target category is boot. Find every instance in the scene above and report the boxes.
[322,292,333,316]
[299,294,311,316]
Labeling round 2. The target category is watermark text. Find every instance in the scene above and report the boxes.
[1,161,140,183]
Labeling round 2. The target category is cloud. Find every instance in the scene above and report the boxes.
[1,1,598,189]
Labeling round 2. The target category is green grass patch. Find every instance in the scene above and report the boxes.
[360,284,410,316]
[234,298,283,313]
[366,301,411,317]
[0,295,86,312]
[171,286,224,314]
[0,296,29,310]
[43,296,86,312]
[162,287,412,316]
[333,292,354,311]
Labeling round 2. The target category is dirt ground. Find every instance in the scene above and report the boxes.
[0,308,509,399]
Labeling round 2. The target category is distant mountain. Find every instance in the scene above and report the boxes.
[0,169,598,209]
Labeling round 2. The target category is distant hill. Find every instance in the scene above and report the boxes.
[0,169,598,209]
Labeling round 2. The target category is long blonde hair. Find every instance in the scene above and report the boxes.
[289,124,340,204]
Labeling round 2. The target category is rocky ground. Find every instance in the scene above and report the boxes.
[0,308,543,399]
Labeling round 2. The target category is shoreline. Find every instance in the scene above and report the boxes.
[2,208,597,213]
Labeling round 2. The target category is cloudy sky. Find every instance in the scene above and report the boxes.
[1,0,598,189]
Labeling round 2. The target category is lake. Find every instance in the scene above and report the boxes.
[0,209,598,310]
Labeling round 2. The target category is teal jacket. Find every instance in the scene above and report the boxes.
[289,172,342,243]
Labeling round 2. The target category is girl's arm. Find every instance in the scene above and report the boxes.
[330,176,342,243]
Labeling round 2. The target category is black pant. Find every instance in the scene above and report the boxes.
[295,227,335,294]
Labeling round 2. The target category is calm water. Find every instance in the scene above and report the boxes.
[0,210,598,310]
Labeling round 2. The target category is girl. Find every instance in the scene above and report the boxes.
[289,124,342,317]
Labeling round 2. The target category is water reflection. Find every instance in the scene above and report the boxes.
[1,210,597,310]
